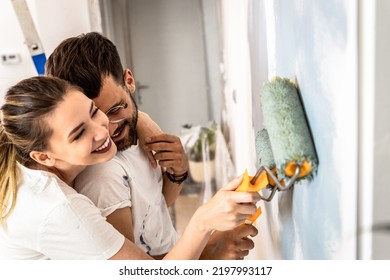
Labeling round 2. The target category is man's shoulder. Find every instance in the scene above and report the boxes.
[89,153,127,169]
[76,155,127,183]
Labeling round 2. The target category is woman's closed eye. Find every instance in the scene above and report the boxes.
[92,107,99,117]
[73,129,85,142]
[72,107,100,142]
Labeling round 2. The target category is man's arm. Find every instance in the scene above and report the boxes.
[137,111,189,206]
[144,134,189,206]
[136,111,162,168]
[106,206,167,259]
[106,207,135,242]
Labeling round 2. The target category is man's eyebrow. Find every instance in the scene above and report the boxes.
[68,101,94,138]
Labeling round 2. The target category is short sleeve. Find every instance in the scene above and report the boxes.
[74,160,132,217]
[38,193,125,260]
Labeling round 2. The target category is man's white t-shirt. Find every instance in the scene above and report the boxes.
[74,142,179,256]
[0,165,124,260]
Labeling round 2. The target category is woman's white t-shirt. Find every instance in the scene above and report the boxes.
[0,165,124,260]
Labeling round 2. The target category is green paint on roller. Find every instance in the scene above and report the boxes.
[261,76,318,181]
[255,129,275,169]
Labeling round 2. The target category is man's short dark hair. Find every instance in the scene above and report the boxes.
[46,32,124,99]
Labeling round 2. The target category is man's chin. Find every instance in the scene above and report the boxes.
[113,134,132,151]
[113,131,137,151]
[115,140,132,151]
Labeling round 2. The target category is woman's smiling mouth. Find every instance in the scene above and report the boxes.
[93,137,112,153]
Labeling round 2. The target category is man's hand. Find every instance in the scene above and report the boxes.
[199,224,258,260]
[143,134,189,176]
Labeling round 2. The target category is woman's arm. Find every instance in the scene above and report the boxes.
[162,175,260,260]
[108,175,260,260]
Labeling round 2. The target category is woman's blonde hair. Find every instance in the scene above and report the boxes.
[0,76,80,222]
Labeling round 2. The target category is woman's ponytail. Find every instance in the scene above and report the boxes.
[0,125,19,222]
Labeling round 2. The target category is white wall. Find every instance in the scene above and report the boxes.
[220,0,358,259]
[372,0,390,259]
[0,0,94,101]
[0,0,36,99]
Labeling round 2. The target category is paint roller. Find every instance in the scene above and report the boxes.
[261,76,318,181]
[236,76,318,224]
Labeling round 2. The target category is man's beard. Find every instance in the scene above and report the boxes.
[114,95,138,151]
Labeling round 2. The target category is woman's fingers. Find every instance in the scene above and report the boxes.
[236,202,259,216]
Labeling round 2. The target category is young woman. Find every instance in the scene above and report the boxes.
[0,76,260,259]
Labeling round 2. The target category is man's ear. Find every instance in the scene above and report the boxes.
[123,69,136,95]
[29,151,55,166]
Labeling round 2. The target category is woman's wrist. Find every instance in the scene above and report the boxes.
[191,204,213,235]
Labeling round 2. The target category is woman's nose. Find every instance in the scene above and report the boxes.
[93,118,109,141]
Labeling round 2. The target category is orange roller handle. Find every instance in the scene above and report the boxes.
[285,160,312,178]
[235,169,268,224]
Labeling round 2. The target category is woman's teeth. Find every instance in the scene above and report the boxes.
[95,137,110,152]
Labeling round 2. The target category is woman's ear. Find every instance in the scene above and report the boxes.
[123,69,136,95]
[29,151,55,166]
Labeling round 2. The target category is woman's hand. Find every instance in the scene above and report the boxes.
[194,174,261,233]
